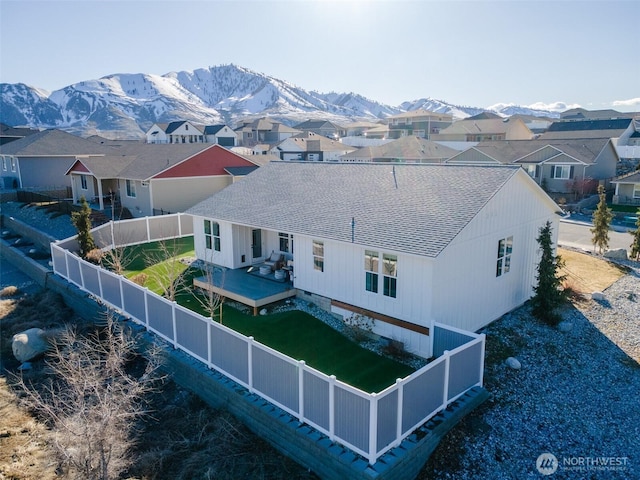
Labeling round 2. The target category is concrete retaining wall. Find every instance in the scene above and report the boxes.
[1,214,58,250]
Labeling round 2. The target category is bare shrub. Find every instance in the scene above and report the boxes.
[0,285,19,298]
[130,272,148,287]
[85,248,103,265]
[143,239,187,301]
[344,313,374,342]
[13,310,164,480]
[191,260,225,323]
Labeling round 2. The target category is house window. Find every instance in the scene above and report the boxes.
[633,185,640,199]
[312,240,324,272]
[382,254,397,298]
[496,236,513,277]
[204,219,220,251]
[125,179,136,198]
[364,250,379,293]
[552,165,573,179]
[279,232,292,253]
[80,175,88,190]
[1,157,6,171]
[10,158,16,172]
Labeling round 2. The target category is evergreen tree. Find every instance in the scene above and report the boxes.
[531,221,567,326]
[630,209,640,261]
[71,196,96,258]
[590,185,613,254]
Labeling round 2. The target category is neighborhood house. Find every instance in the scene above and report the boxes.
[186,162,561,358]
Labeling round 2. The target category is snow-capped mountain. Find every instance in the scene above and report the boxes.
[0,64,559,139]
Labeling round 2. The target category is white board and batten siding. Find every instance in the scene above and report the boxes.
[432,170,559,332]
[292,235,435,358]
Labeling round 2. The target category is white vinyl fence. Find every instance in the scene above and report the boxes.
[51,214,485,465]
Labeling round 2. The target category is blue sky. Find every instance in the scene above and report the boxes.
[1,0,638,112]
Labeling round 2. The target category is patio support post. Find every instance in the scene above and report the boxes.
[395,378,404,446]
[97,180,104,211]
[329,375,336,441]
[298,360,305,422]
[368,393,379,465]
[442,350,450,407]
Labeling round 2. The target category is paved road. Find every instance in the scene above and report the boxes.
[558,218,634,253]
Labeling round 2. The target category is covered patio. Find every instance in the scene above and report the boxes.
[193,266,296,315]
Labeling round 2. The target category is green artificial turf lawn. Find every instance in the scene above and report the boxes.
[176,267,414,392]
[123,237,195,294]
[121,247,414,393]
[215,306,413,393]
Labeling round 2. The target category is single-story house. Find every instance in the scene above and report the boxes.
[339,135,458,163]
[0,129,112,190]
[66,144,259,216]
[0,123,40,146]
[446,138,619,196]
[538,118,634,141]
[611,171,640,206]
[270,132,357,161]
[186,162,561,358]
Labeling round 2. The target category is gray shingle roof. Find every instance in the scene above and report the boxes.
[458,138,613,165]
[112,143,213,180]
[342,135,458,162]
[187,162,522,257]
[0,129,113,156]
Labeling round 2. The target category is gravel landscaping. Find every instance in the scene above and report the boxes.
[421,259,640,479]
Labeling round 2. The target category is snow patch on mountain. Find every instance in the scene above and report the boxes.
[1,64,566,138]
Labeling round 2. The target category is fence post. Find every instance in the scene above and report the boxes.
[298,360,305,422]
[171,301,178,349]
[248,336,254,393]
[96,265,103,298]
[395,378,404,445]
[144,289,150,328]
[369,393,378,465]
[207,320,213,369]
[145,216,151,242]
[64,250,70,282]
[178,213,183,237]
[479,334,486,388]
[118,275,125,312]
[442,350,450,408]
[78,256,86,290]
[329,375,336,441]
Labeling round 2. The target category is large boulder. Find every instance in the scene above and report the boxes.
[604,249,628,260]
[12,328,49,363]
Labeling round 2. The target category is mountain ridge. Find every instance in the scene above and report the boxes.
[0,64,561,139]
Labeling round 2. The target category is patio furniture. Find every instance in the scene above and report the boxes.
[263,251,284,271]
